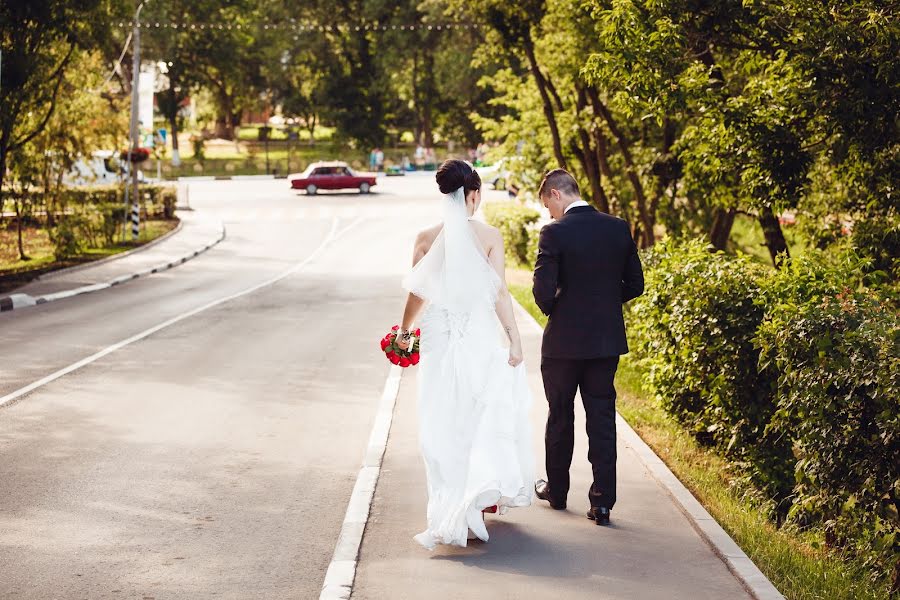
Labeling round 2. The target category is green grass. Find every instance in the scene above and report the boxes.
[236,124,336,142]
[0,219,178,292]
[161,139,455,178]
[729,214,809,265]
[507,264,892,600]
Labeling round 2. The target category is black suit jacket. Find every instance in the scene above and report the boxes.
[532,205,644,359]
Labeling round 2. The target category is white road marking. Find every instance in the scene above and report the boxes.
[0,216,363,409]
[320,365,403,600]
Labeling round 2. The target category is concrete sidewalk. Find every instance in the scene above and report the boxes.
[0,210,224,312]
[352,305,766,600]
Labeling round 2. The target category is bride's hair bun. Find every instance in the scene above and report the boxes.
[436,159,482,195]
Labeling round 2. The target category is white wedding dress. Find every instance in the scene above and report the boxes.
[403,187,534,550]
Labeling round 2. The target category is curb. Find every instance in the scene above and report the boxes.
[512,301,784,600]
[0,222,226,315]
[174,174,288,181]
[36,219,184,282]
[615,416,784,600]
[320,365,403,600]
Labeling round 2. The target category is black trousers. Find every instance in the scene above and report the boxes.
[540,356,619,509]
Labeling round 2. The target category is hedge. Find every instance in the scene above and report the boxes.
[627,240,899,589]
[8,184,178,260]
[483,201,541,266]
[629,241,794,504]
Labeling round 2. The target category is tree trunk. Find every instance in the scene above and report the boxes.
[594,128,621,216]
[168,109,179,152]
[571,86,609,212]
[0,146,7,220]
[421,51,435,148]
[649,116,677,219]
[307,113,316,146]
[15,198,28,261]
[709,207,736,250]
[758,206,789,264]
[587,88,654,247]
[522,40,567,169]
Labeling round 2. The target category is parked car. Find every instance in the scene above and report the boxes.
[63,150,144,186]
[475,160,508,190]
[289,161,377,195]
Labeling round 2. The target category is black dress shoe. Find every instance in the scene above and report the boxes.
[534,479,566,510]
[587,506,611,525]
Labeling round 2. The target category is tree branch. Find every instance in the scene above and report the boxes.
[10,43,76,152]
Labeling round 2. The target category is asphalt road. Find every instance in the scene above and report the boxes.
[0,176,447,599]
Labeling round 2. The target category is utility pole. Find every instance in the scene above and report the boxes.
[128,16,142,242]
[126,2,150,242]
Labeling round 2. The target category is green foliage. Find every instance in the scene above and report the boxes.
[759,286,899,583]
[630,240,900,587]
[628,240,793,502]
[483,202,540,266]
[851,215,900,289]
[49,217,85,260]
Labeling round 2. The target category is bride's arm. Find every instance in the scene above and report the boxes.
[397,232,429,350]
[488,230,524,367]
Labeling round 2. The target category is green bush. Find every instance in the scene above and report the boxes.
[631,240,899,588]
[628,240,793,503]
[759,286,899,584]
[851,214,900,286]
[483,202,540,266]
[50,217,86,260]
[62,184,177,220]
[97,203,127,246]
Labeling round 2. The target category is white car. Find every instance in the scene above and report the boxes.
[64,150,143,186]
[476,157,523,191]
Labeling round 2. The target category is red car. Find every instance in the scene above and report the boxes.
[289,161,377,195]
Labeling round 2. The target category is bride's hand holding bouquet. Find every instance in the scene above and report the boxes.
[380,325,420,368]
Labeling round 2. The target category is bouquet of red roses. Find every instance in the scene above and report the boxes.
[380,325,420,368]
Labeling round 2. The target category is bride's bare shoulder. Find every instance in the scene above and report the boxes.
[415,223,444,252]
[470,220,502,244]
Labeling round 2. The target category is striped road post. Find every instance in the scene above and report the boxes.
[131,200,140,241]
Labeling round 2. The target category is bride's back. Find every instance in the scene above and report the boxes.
[414,219,498,267]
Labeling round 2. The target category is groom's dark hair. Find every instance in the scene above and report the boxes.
[538,169,580,199]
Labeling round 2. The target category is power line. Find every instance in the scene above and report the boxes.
[89,30,132,93]
[114,21,484,32]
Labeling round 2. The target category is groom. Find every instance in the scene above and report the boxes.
[532,169,644,526]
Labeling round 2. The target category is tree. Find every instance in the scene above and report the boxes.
[0,0,114,220]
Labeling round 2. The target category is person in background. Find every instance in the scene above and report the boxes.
[415,144,426,167]
[375,148,385,172]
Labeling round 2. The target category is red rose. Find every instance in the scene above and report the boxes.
[380,338,390,351]
[410,353,420,365]
[399,357,411,368]
[391,325,399,331]
[389,353,401,365]
[415,328,421,336]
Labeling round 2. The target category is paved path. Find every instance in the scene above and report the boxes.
[352,305,753,600]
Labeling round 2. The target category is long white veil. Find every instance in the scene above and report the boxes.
[403,185,533,550]
[402,187,500,311]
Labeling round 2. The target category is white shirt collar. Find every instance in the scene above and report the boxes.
[564,200,590,214]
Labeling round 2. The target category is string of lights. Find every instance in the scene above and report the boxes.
[114,21,485,32]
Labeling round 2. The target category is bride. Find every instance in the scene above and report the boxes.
[395,159,534,550]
